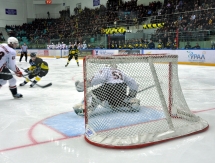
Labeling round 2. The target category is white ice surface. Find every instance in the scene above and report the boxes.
[0,58,215,163]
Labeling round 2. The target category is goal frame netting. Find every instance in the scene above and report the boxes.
[83,54,209,149]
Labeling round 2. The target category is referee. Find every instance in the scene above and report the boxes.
[20,43,28,62]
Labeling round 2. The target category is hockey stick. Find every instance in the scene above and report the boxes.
[20,68,33,76]
[89,83,161,105]
[0,72,15,75]
[0,72,29,76]
[20,68,52,88]
[22,76,52,88]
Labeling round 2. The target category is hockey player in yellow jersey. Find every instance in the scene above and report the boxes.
[65,43,79,67]
[19,53,49,87]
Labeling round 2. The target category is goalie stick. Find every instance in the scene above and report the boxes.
[89,83,161,108]
[137,83,161,93]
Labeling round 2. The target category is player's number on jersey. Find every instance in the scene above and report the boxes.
[0,51,5,60]
[112,70,123,80]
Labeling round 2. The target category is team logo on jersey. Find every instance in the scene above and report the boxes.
[12,56,15,60]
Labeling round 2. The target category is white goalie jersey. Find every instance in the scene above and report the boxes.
[90,67,139,91]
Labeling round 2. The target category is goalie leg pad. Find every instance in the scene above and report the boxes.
[74,107,84,116]
[73,99,85,116]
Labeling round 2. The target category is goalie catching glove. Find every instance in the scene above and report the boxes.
[75,80,91,92]
[75,80,84,92]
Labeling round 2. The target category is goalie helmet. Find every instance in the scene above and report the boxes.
[7,37,19,47]
[30,53,36,57]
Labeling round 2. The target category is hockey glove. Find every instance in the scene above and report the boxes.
[24,68,29,73]
[128,89,137,98]
[15,70,23,77]
[32,68,41,75]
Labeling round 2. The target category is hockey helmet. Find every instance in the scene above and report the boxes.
[7,37,19,47]
[30,53,36,57]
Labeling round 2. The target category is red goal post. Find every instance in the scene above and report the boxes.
[83,54,209,149]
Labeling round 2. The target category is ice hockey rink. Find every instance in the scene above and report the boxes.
[0,57,215,163]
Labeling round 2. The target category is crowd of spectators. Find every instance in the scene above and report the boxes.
[5,0,163,46]
[150,0,215,44]
[4,0,215,49]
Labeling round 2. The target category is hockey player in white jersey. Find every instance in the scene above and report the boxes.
[0,37,23,98]
[73,64,140,116]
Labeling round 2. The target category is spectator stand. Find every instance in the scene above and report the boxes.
[4,0,215,49]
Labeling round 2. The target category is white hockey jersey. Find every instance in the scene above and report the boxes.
[91,67,139,91]
[0,43,20,73]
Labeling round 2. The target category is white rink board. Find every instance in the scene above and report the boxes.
[15,49,69,58]
[144,49,214,64]
[14,49,215,65]
[93,49,215,65]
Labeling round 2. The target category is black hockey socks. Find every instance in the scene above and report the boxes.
[9,86,23,98]
[65,60,70,67]
[30,80,37,87]
[20,81,28,86]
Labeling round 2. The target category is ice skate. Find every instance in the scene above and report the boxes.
[19,81,27,86]
[30,81,37,87]
[13,93,23,99]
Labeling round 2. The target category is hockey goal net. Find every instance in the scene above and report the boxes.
[83,54,209,149]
